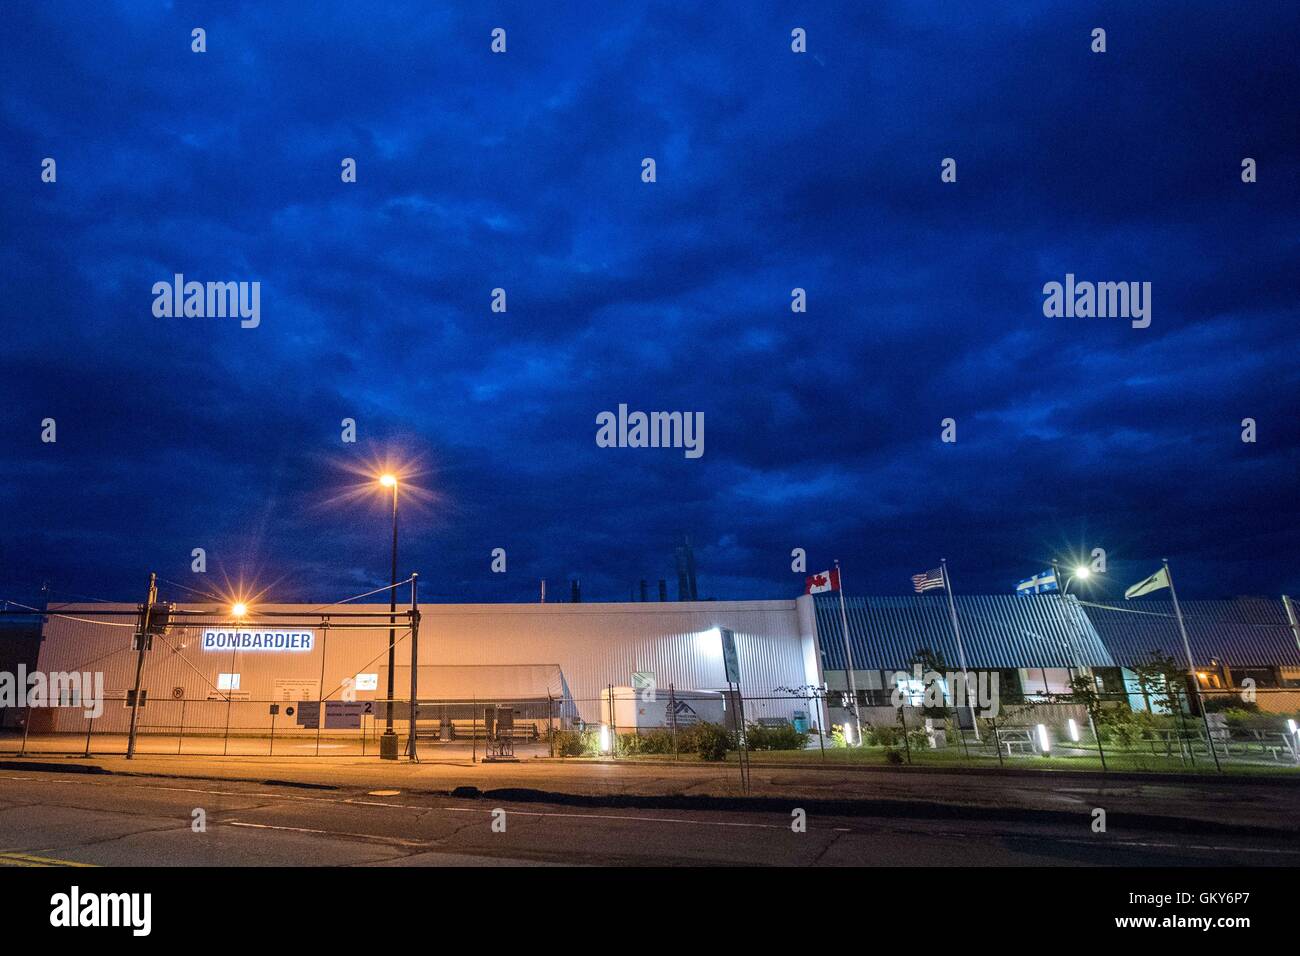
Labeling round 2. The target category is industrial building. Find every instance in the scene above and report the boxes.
[28,598,820,736]
[22,590,1300,739]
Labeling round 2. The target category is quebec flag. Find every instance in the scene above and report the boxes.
[1016,568,1058,595]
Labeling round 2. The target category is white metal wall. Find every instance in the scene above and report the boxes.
[32,600,812,731]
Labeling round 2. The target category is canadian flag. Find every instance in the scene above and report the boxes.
[804,568,840,594]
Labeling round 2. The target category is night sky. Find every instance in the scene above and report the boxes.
[2,3,1297,607]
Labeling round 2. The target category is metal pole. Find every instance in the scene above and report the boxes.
[834,560,863,746]
[815,690,825,762]
[991,716,1003,766]
[472,697,477,764]
[407,573,420,762]
[269,707,276,756]
[177,699,186,755]
[1283,594,1300,655]
[383,484,399,744]
[1165,559,1221,772]
[548,694,555,757]
[83,713,94,757]
[1057,563,1106,770]
[898,701,912,764]
[669,683,679,760]
[19,705,32,756]
[126,572,156,759]
[316,621,328,756]
[940,559,980,741]
[223,635,236,756]
[608,683,615,758]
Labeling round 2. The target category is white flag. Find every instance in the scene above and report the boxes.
[1124,567,1169,599]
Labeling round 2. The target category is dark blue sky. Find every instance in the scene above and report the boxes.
[3,2,1298,607]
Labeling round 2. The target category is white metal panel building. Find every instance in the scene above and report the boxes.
[32,599,821,733]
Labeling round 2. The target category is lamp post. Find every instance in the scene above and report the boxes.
[379,473,400,760]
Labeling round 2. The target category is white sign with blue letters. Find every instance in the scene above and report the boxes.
[201,630,315,652]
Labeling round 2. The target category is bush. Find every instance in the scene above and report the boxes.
[830,725,849,748]
[744,721,809,751]
[1203,696,1258,714]
[679,721,732,761]
[551,729,597,756]
[865,723,899,748]
[885,748,905,765]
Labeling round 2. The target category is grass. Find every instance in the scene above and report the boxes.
[615,744,1300,776]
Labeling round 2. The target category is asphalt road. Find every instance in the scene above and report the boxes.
[1,769,1297,866]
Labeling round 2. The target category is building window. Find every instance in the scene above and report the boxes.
[217,673,241,691]
[124,689,148,708]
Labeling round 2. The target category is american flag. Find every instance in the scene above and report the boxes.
[911,568,944,593]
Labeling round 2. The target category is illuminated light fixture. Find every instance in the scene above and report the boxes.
[1036,723,1051,754]
[1067,718,1080,742]
[1074,566,1091,580]
[1288,719,1297,736]
[231,602,248,619]
[598,724,611,754]
[379,473,397,488]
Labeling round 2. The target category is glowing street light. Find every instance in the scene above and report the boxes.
[231,602,248,619]
[378,472,400,759]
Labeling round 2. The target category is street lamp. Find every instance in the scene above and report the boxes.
[231,602,248,619]
[379,474,400,759]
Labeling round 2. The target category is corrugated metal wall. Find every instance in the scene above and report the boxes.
[33,600,811,731]
[1079,598,1300,668]
[813,593,1116,670]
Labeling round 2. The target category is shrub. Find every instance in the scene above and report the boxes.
[679,721,732,761]
[830,725,849,748]
[744,721,809,751]
[865,723,899,748]
[885,748,905,765]
[552,729,597,756]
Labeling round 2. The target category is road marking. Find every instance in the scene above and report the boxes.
[0,850,96,867]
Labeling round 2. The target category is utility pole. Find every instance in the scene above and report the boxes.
[407,573,420,762]
[381,479,399,759]
[125,572,157,759]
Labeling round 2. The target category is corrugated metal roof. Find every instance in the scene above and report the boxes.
[1078,598,1300,668]
[814,594,1115,670]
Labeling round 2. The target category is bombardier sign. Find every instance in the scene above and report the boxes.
[201,629,315,652]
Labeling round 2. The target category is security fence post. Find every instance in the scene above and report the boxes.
[991,716,1003,767]
[547,694,555,757]
[19,705,32,756]
[608,683,615,759]
[1090,712,1107,771]
[472,697,477,764]
[815,691,825,763]
[83,712,95,757]
[177,699,187,755]
[898,704,912,765]
[669,683,679,761]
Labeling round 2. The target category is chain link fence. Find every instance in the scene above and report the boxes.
[3,687,1299,773]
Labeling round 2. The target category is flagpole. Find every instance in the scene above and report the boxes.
[940,558,980,741]
[835,559,863,746]
[1164,558,1221,772]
